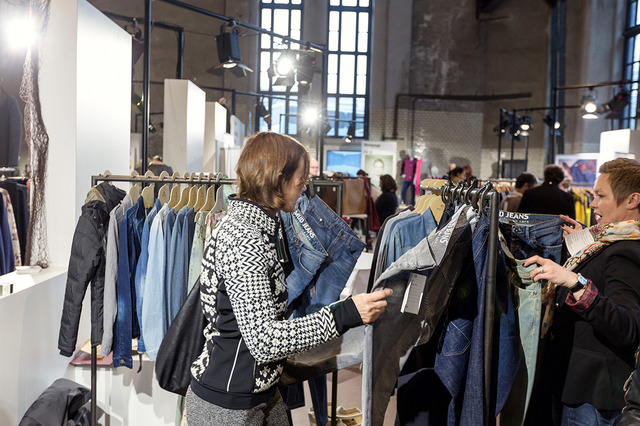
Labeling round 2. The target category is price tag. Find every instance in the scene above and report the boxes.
[401,273,426,315]
[565,228,595,257]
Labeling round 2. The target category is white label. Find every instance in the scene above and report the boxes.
[401,273,427,315]
[565,228,596,257]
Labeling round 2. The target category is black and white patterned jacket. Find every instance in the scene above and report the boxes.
[190,196,361,409]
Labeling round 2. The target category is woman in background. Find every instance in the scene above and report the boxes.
[375,174,399,224]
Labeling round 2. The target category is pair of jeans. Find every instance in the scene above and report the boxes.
[114,196,146,368]
[299,196,366,314]
[141,204,171,360]
[280,207,328,306]
[499,233,542,426]
[168,206,189,321]
[498,211,566,263]
[401,180,415,206]
[133,198,162,353]
[363,206,473,426]
[561,402,621,426]
[434,213,520,425]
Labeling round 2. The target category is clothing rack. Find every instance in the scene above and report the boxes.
[87,172,236,426]
[421,179,501,425]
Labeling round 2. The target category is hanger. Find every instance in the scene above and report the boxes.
[167,172,182,209]
[173,172,192,212]
[129,170,141,203]
[193,173,207,212]
[212,184,227,213]
[157,171,171,205]
[201,173,217,212]
[186,173,200,210]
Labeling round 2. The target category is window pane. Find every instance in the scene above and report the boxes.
[343,0,357,6]
[260,52,272,72]
[292,0,301,4]
[291,10,301,31]
[261,9,272,30]
[357,33,368,52]
[355,123,365,137]
[356,76,366,95]
[330,0,340,5]
[359,12,369,33]
[274,0,289,3]
[340,12,357,51]
[327,97,337,136]
[260,71,270,91]
[338,97,353,135]
[339,55,355,94]
[272,99,286,133]
[357,55,367,74]
[360,0,370,6]
[329,32,339,51]
[273,9,290,36]
[328,54,339,74]
[261,0,272,3]
[261,33,272,49]
[355,97,365,119]
[328,74,338,94]
[329,11,340,31]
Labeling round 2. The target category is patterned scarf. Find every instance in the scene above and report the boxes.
[540,220,640,339]
[563,220,640,271]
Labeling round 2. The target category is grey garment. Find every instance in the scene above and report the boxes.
[0,93,22,167]
[362,205,471,426]
[100,194,132,356]
[185,386,288,426]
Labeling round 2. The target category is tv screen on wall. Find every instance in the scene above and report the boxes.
[326,150,361,176]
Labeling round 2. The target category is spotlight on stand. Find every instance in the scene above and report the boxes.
[580,90,600,119]
[256,99,271,125]
[344,122,356,143]
[605,89,630,120]
[273,49,296,88]
[208,25,253,77]
[296,52,316,86]
[518,116,532,137]
[543,114,562,135]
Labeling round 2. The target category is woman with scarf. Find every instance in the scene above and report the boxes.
[524,158,640,425]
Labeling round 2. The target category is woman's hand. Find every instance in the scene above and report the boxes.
[560,215,583,238]
[524,255,578,289]
[352,288,393,324]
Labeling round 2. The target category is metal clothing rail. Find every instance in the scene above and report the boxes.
[87,173,235,426]
[424,179,501,425]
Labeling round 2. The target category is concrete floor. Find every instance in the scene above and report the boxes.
[289,364,397,426]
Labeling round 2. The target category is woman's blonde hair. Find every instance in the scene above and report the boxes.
[236,132,309,212]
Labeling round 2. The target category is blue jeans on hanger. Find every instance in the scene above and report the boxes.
[434,213,520,425]
[498,211,565,263]
[561,402,621,426]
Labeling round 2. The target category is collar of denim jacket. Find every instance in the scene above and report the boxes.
[374,205,469,285]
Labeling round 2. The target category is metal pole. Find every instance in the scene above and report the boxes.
[91,345,97,426]
[524,135,529,171]
[550,87,557,165]
[510,109,516,178]
[177,29,184,79]
[497,110,503,178]
[483,190,500,425]
[142,0,152,174]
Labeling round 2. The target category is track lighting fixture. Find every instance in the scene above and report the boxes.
[210,26,253,77]
[256,99,271,125]
[344,122,356,143]
[580,90,600,119]
[605,88,630,119]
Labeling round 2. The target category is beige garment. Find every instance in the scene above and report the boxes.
[0,188,21,266]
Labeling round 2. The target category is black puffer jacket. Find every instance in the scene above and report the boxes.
[58,183,125,356]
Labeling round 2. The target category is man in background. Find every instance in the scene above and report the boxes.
[502,172,538,212]
[518,164,575,218]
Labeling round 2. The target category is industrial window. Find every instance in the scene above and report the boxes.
[258,0,303,135]
[623,0,640,129]
[326,0,372,139]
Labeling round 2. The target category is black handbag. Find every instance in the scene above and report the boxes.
[155,277,206,396]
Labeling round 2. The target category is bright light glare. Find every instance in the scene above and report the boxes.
[582,113,598,120]
[276,56,294,76]
[584,101,598,114]
[554,121,561,129]
[302,107,319,125]
[5,16,38,51]
[520,123,530,131]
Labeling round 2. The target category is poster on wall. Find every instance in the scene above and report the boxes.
[555,154,599,186]
[361,141,397,183]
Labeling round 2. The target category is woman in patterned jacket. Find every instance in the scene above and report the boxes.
[186,132,392,425]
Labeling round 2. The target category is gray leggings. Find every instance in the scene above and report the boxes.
[185,386,288,426]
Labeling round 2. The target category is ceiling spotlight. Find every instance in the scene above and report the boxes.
[276,50,296,76]
[605,89,630,119]
[211,26,253,77]
[344,122,356,143]
[296,52,316,86]
[256,100,271,125]
[580,91,600,119]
